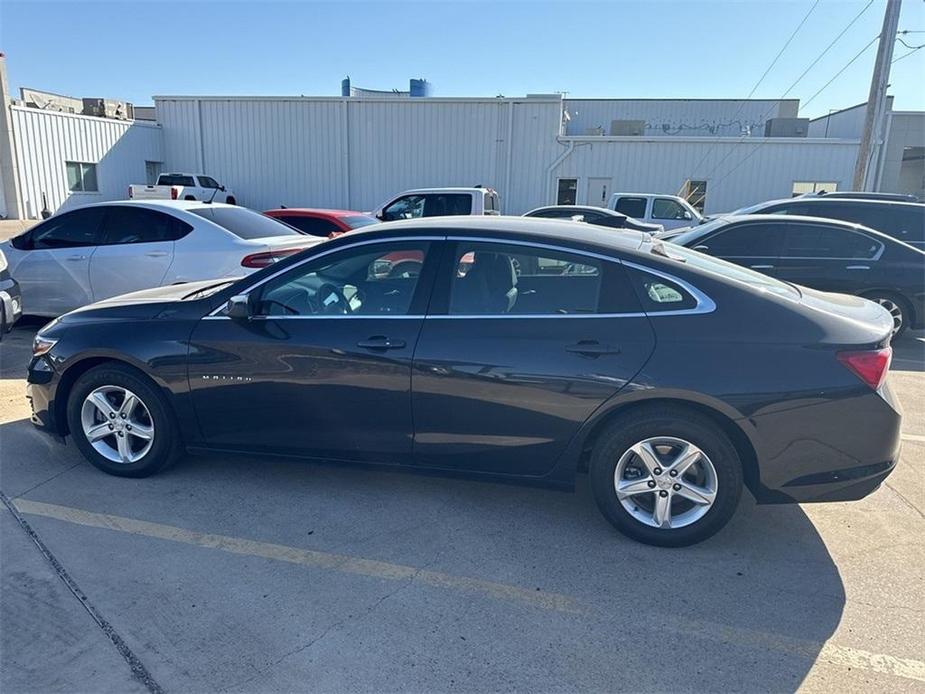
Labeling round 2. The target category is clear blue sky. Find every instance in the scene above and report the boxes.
[1,0,923,119]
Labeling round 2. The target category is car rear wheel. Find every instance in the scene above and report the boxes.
[225,196,236,205]
[589,407,743,547]
[67,363,181,477]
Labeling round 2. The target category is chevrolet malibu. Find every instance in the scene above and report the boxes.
[26,217,901,546]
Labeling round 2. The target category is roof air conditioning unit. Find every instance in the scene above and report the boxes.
[763,118,809,138]
[82,98,135,121]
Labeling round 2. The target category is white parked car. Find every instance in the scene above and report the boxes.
[129,173,237,205]
[1,201,320,317]
[372,187,501,221]
[607,193,703,230]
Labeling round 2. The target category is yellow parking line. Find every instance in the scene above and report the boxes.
[13,498,925,684]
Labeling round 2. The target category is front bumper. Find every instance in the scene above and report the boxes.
[0,278,22,331]
[750,380,902,504]
[26,355,61,435]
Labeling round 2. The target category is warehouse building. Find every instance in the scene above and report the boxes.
[1,57,921,220]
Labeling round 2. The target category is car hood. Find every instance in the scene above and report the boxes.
[60,279,237,322]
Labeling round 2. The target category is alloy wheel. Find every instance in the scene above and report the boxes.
[614,436,718,530]
[80,386,155,463]
[875,298,904,337]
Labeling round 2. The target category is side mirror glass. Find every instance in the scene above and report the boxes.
[225,294,252,319]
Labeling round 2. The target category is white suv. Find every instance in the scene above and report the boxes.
[608,193,702,230]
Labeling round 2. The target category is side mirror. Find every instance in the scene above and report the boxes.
[683,210,693,220]
[220,185,226,192]
[225,294,252,319]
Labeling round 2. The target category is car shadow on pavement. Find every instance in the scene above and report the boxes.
[1,408,847,692]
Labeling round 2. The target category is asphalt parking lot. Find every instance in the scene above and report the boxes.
[1,320,923,693]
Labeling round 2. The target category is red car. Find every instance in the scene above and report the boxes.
[263,208,379,238]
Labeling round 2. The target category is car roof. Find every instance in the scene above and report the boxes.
[353,215,650,253]
[756,196,925,209]
[265,208,371,218]
[611,193,682,199]
[527,205,624,216]
[693,214,904,242]
[75,199,238,212]
[396,187,491,194]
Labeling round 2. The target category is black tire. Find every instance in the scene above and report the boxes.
[225,196,236,205]
[0,303,5,340]
[862,291,911,341]
[589,406,743,547]
[184,195,196,201]
[66,363,182,478]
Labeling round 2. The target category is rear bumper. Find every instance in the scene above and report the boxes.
[750,381,902,504]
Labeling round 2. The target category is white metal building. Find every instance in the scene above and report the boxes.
[1,55,920,220]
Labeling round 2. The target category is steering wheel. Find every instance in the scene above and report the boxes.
[315,283,350,315]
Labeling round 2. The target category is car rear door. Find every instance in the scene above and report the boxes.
[89,206,182,301]
[187,238,439,462]
[773,222,885,294]
[410,237,655,478]
[9,207,106,315]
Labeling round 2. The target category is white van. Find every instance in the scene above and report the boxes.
[608,193,702,230]
[372,187,500,221]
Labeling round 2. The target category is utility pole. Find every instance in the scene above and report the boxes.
[852,0,902,190]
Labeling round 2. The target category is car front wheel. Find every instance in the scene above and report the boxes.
[590,407,743,547]
[67,363,181,477]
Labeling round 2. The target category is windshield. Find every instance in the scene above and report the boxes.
[191,207,302,239]
[655,243,799,299]
[342,215,380,230]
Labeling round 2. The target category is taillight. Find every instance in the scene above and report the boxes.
[837,347,892,390]
[241,247,305,268]
[128,186,133,198]
[170,186,179,200]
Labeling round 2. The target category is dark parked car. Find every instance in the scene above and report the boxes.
[666,214,925,338]
[27,218,901,546]
[524,205,663,234]
[0,248,23,338]
[732,196,925,250]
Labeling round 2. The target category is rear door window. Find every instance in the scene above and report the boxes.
[782,224,883,259]
[101,206,192,244]
[423,194,472,217]
[27,208,107,249]
[700,223,784,257]
[614,197,648,218]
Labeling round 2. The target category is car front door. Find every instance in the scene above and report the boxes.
[89,206,183,301]
[10,207,106,315]
[652,198,695,230]
[410,238,656,477]
[773,222,885,294]
[187,238,438,462]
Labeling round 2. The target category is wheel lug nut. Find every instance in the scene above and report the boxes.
[647,480,656,489]
[121,413,127,419]
[109,413,115,419]
[653,468,662,476]
[108,423,114,430]
[659,490,669,498]
[117,431,124,437]
[669,469,678,477]
[126,425,132,431]
[673,483,681,491]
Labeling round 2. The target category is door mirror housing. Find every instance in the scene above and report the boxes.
[225,294,252,319]
[682,210,693,220]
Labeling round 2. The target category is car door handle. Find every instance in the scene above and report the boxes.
[846,265,870,270]
[357,336,406,350]
[750,264,775,270]
[66,254,88,261]
[145,251,169,258]
[565,341,622,357]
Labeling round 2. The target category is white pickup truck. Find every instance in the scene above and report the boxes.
[372,186,500,221]
[129,173,237,205]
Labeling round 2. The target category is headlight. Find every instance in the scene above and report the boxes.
[32,335,58,357]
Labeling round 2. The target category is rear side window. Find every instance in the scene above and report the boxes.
[158,174,196,187]
[624,266,698,312]
[276,215,341,237]
[26,208,107,249]
[190,207,302,239]
[423,194,472,217]
[102,206,193,244]
[448,242,602,315]
[782,224,883,259]
[615,197,647,218]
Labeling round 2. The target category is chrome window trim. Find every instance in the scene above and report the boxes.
[204,233,716,320]
[205,235,445,318]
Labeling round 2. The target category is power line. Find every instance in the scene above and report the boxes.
[677,0,821,196]
[893,46,924,63]
[897,37,925,50]
[801,36,879,111]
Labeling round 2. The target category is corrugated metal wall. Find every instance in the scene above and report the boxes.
[564,99,797,137]
[11,106,163,217]
[154,96,859,216]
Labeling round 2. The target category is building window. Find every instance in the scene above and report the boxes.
[65,161,98,192]
[792,181,837,197]
[684,180,708,213]
[557,178,578,205]
[145,161,163,185]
